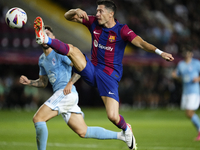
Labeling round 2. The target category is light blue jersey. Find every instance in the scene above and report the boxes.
[38,50,77,93]
[176,58,200,95]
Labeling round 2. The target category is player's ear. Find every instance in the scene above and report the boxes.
[109,11,114,18]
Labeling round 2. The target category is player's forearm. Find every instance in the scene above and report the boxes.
[69,73,81,85]
[132,36,157,53]
[193,76,200,83]
[29,78,48,88]
[138,39,166,57]
[171,71,181,81]
[141,41,157,53]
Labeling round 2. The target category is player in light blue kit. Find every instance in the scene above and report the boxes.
[172,45,200,141]
[19,25,125,150]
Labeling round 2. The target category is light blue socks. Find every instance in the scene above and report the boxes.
[34,122,48,150]
[34,123,125,150]
[85,126,124,141]
[191,114,200,131]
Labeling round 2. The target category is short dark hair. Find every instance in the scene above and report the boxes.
[44,25,53,33]
[181,44,193,56]
[182,44,192,52]
[97,0,116,14]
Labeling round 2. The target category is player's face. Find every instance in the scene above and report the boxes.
[184,51,193,59]
[45,29,55,39]
[96,5,113,25]
[42,29,55,49]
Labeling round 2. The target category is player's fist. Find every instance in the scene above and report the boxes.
[161,52,174,61]
[19,75,30,85]
[75,8,89,21]
[63,81,73,95]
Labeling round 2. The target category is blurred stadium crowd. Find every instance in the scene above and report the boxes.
[0,0,199,110]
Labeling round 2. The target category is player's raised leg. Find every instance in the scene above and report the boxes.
[34,16,86,72]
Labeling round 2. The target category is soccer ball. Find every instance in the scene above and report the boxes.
[5,7,27,29]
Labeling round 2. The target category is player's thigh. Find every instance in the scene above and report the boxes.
[45,90,79,115]
[67,113,87,137]
[185,109,195,118]
[73,55,96,87]
[33,104,58,123]
[96,69,119,101]
[102,96,120,122]
[68,44,87,72]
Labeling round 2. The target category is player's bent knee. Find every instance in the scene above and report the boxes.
[67,44,76,55]
[76,130,86,138]
[33,115,46,123]
[33,116,38,123]
[67,44,87,71]
[107,114,118,124]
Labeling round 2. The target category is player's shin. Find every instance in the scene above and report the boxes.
[47,37,69,55]
[116,115,127,131]
[191,114,200,131]
[34,122,48,150]
[84,126,124,141]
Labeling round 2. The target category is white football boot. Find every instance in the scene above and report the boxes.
[124,123,137,150]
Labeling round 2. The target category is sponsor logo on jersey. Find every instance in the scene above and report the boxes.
[48,71,56,83]
[94,40,113,51]
[52,58,56,66]
[109,35,116,42]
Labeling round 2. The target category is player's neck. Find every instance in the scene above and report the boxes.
[104,18,116,28]
[185,57,192,63]
[43,48,53,56]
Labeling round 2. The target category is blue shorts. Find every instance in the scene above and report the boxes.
[73,55,119,102]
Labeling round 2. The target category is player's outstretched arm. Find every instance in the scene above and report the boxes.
[64,8,89,23]
[193,76,200,83]
[19,75,48,88]
[63,73,81,95]
[131,36,174,61]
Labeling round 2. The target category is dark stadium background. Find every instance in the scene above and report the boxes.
[0,0,199,110]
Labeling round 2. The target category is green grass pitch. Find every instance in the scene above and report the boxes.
[0,108,200,150]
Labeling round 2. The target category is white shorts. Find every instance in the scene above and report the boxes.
[181,94,200,110]
[44,89,83,123]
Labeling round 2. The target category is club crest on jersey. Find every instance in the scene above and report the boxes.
[109,35,115,42]
[52,58,56,66]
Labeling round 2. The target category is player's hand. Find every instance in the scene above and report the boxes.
[63,81,73,95]
[19,75,30,85]
[161,52,174,61]
[193,77,200,83]
[75,8,89,21]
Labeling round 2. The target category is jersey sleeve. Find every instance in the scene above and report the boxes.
[197,60,200,73]
[176,63,182,77]
[38,58,47,76]
[61,55,71,65]
[82,15,97,29]
[120,24,137,42]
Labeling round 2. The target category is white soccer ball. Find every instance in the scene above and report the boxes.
[5,7,27,29]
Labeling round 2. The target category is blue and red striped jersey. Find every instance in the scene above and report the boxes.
[83,16,137,81]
